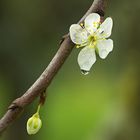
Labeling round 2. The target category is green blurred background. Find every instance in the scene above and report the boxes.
[0,0,140,140]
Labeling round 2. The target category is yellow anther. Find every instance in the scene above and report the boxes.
[76,45,80,48]
[93,22,99,28]
[80,23,84,28]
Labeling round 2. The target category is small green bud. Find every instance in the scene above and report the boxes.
[26,113,42,135]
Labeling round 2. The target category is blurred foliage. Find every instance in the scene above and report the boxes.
[0,0,140,140]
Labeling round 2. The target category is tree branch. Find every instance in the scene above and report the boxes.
[0,0,107,134]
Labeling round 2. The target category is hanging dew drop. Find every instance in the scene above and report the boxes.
[81,69,89,75]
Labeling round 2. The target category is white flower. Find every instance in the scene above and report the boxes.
[69,13,113,74]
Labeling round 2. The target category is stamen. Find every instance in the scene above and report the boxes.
[80,23,84,28]
[93,22,99,28]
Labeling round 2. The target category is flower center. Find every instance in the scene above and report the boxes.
[88,35,97,48]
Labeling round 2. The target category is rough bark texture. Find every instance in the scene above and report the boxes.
[0,0,107,134]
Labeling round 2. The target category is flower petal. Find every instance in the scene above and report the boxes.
[96,17,113,39]
[85,13,100,35]
[70,24,88,45]
[78,46,96,71]
[96,39,113,59]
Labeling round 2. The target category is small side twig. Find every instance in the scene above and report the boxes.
[39,90,46,106]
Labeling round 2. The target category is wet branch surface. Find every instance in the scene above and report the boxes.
[0,0,106,134]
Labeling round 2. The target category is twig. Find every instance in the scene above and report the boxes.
[0,0,107,134]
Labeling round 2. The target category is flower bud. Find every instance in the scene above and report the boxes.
[26,113,42,135]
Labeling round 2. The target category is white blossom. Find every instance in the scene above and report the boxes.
[70,13,113,74]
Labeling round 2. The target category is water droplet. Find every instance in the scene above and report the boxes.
[81,69,89,75]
